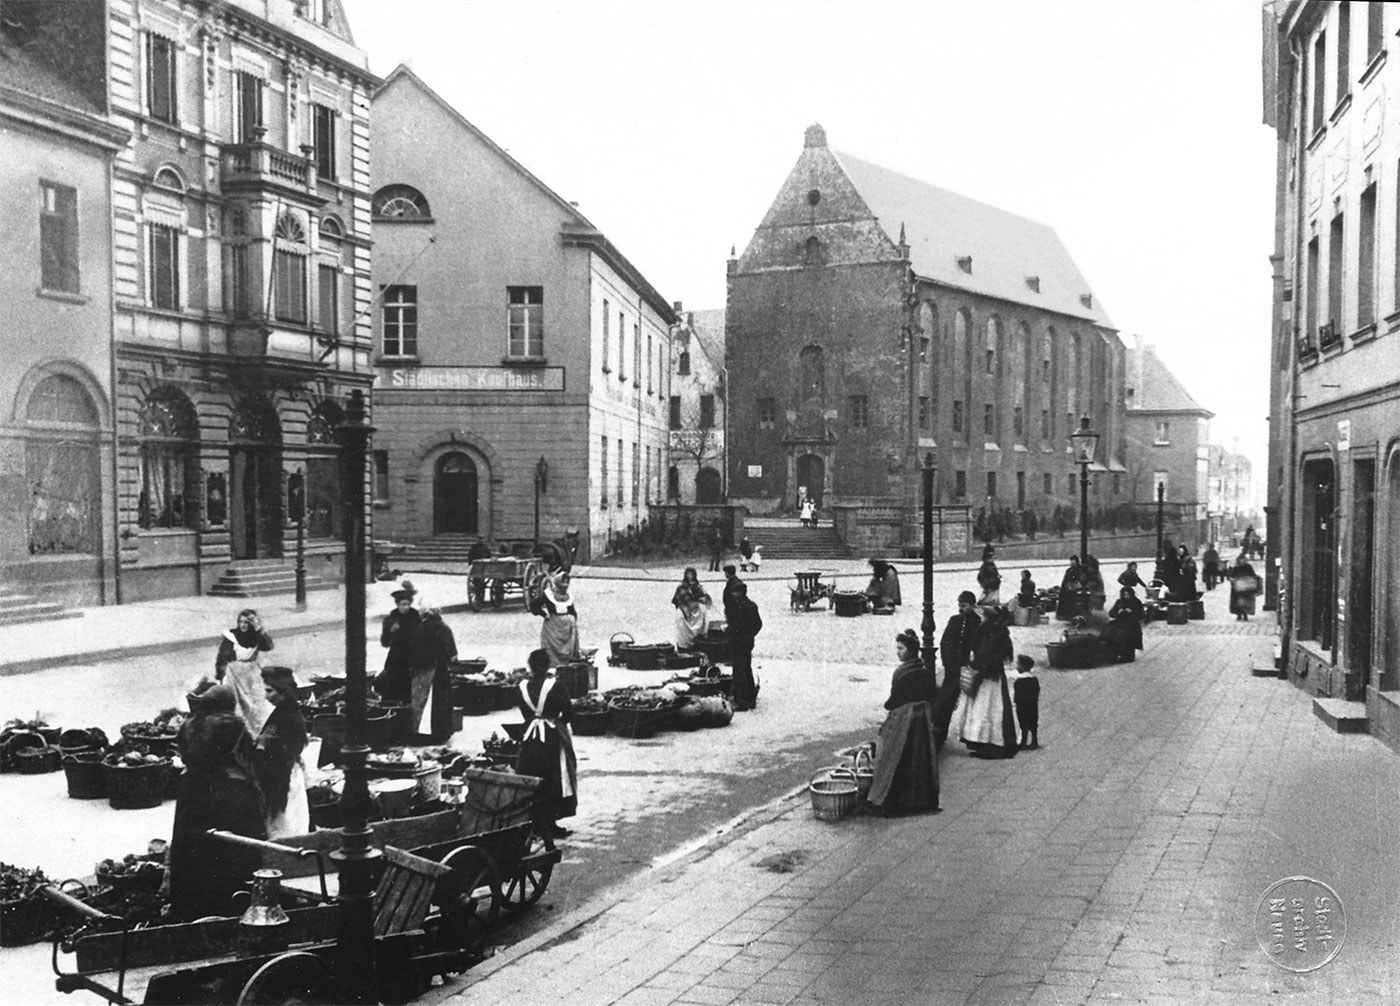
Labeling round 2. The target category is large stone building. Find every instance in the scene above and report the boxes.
[107,0,377,600]
[1264,0,1400,750]
[667,307,727,505]
[1124,338,1213,549]
[369,67,675,561]
[0,2,129,611]
[726,125,1128,549]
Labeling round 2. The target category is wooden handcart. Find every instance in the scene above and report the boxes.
[466,556,545,612]
[789,570,837,612]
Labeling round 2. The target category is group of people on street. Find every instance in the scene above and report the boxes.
[671,565,762,710]
[375,582,458,741]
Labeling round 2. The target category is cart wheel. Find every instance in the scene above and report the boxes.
[468,578,485,612]
[236,951,336,1005]
[490,580,506,608]
[435,844,502,955]
[502,830,554,911]
[418,912,473,975]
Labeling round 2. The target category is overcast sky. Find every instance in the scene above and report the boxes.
[341,0,1277,489]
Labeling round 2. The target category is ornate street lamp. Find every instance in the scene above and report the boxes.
[534,456,549,544]
[1068,415,1100,565]
[921,452,937,676]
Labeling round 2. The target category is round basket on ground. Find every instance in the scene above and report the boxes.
[1166,602,1189,625]
[63,752,107,799]
[670,700,706,732]
[118,726,179,759]
[58,728,108,757]
[15,744,61,775]
[554,662,597,699]
[0,891,55,947]
[686,673,733,699]
[851,748,875,798]
[809,767,858,821]
[609,631,635,662]
[607,699,675,739]
[453,679,495,716]
[570,698,609,736]
[832,591,868,618]
[664,651,704,671]
[103,758,171,810]
[0,730,46,772]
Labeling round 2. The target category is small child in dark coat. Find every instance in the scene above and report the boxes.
[1013,653,1040,750]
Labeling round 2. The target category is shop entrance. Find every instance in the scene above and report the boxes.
[1300,458,1336,650]
[228,400,282,560]
[1347,459,1376,685]
[795,453,824,509]
[434,451,478,534]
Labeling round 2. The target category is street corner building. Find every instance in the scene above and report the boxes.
[109,0,377,601]
[1264,0,1400,752]
[368,66,676,563]
[724,123,1131,556]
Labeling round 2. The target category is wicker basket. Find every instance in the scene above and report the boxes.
[63,752,107,799]
[554,662,597,699]
[664,651,704,671]
[670,700,706,732]
[609,631,635,661]
[364,711,394,752]
[607,700,674,739]
[570,708,610,736]
[103,759,171,810]
[118,726,179,758]
[619,643,675,671]
[454,679,496,716]
[0,730,46,772]
[832,591,868,618]
[15,744,61,774]
[850,748,875,798]
[809,767,858,821]
[452,657,489,676]
[58,727,109,756]
[0,892,57,947]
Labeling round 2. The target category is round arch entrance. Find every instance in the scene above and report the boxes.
[434,452,479,534]
[795,453,825,508]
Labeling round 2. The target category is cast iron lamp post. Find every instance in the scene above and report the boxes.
[1069,415,1100,565]
[921,452,937,674]
[534,456,549,543]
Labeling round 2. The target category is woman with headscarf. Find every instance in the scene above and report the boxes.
[1055,556,1083,620]
[671,567,712,648]
[412,599,458,742]
[375,583,419,703]
[1228,554,1260,621]
[956,606,1019,758]
[976,552,1002,609]
[866,629,940,816]
[515,649,577,848]
[215,608,274,734]
[169,681,266,920]
[254,666,309,839]
[1101,586,1145,663]
[538,570,580,666]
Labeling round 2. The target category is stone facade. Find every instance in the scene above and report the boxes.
[0,2,129,606]
[1265,0,1400,750]
[369,67,674,561]
[107,0,376,601]
[667,307,726,505]
[727,124,1128,549]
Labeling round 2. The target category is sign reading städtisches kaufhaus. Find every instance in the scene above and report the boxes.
[374,366,566,391]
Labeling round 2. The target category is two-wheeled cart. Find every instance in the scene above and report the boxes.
[466,556,545,612]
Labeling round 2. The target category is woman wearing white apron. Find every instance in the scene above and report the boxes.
[253,666,310,838]
[216,608,274,734]
[514,649,578,848]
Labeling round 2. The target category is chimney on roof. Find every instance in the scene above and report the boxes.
[956,255,973,274]
[1025,276,1040,293]
[1080,293,1093,308]
[727,244,738,275]
[673,301,683,312]
[804,123,827,148]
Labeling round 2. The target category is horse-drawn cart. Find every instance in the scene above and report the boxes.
[466,556,545,612]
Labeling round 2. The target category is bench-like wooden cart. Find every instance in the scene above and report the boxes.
[466,556,545,612]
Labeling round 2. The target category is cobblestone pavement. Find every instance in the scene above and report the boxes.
[446,600,1400,1006]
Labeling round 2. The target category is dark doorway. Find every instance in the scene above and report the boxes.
[667,466,680,501]
[1384,457,1400,691]
[229,447,282,559]
[434,452,478,534]
[1300,458,1336,650]
[1347,459,1375,687]
[796,453,824,508]
[695,467,722,504]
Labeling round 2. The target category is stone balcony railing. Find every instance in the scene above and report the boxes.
[220,141,317,196]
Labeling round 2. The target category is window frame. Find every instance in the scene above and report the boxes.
[668,395,682,430]
[39,181,80,295]
[318,262,339,335]
[235,70,263,144]
[148,222,180,310]
[849,394,869,431]
[757,397,775,430]
[273,248,308,324]
[507,286,544,359]
[1154,421,1171,446]
[699,394,716,429]
[381,284,418,357]
[312,102,337,181]
[145,33,178,124]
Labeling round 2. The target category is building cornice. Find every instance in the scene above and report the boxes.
[0,87,130,153]
[561,224,676,324]
[205,0,380,87]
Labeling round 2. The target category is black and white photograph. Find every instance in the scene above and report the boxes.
[0,0,1396,1002]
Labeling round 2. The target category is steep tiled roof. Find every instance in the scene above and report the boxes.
[831,150,1112,328]
[1127,344,1212,415]
[0,29,99,111]
[687,309,726,371]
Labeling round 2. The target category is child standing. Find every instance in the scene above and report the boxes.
[1012,654,1040,750]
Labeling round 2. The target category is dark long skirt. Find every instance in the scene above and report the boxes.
[868,700,939,814]
[168,770,266,921]
[517,726,578,822]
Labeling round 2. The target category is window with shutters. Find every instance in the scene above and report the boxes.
[318,264,339,335]
[39,182,79,294]
[273,214,307,324]
[149,223,180,310]
[313,103,337,180]
[669,396,681,430]
[699,394,715,429]
[146,34,177,123]
[235,71,263,143]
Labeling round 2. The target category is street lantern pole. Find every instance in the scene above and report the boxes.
[921,452,936,675]
[332,388,379,1001]
[1155,480,1165,566]
[1078,458,1090,563]
[294,516,306,611]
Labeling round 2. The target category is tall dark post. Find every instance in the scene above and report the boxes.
[534,477,541,544]
[921,452,936,674]
[1155,481,1166,564]
[333,389,379,1001]
[1078,460,1090,563]
[294,517,306,611]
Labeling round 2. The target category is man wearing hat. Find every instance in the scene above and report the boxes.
[936,591,982,744]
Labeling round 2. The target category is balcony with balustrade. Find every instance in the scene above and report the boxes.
[220,141,323,202]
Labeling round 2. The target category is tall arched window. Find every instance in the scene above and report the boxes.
[305,401,342,539]
[1011,322,1028,443]
[1042,329,1056,441]
[274,212,308,324]
[953,309,970,435]
[799,345,825,402]
[371,184,431,220]
[985,317,1001,377]
[138,386,199,529]
[25,374,101,554]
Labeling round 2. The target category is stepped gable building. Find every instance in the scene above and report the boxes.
[726,124,1128,550]
[667,307,727,505]
[1124,338,1213,549]
[1,2,129,610]
[1264,1,1400,750]
[106,0,377,600]
[369,66,675,561]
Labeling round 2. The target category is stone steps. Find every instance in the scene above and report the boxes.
[207,564,336,598]
[0,590,83,626]
[1312,697,1369,734]
[745,522,852,560]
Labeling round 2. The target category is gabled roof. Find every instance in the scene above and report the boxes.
[687,309,726,371]
[375,64,674,323]
[1126,343,1213,416]
[0,25,99,112]
[831,148,1113,328]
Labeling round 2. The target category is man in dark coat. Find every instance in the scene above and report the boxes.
[934,591,982,745]
[726,581,763,711]
[721,564,744,617]
[375,585,419,702]
[707,523,724,572]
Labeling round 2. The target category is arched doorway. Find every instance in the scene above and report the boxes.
[796,454,824,508]
[24,373,102,555]
[1383,452,1400,691]
[229,399,283,560]
[695,467,722,504]
[434,452,478,534]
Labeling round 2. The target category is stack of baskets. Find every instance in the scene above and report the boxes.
[60,728,110,799]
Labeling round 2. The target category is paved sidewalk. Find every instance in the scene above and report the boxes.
[444,611,1400,1006]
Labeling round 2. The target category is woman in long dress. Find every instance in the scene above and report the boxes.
[411,601,458,741]
[538,571,580,667]
[215,608,274,734]
[1054,557,1083,620]
[956,607,1019,758]
[253,666,309,839]
[672,567,712,648]
[515,649,577,848]
[866,629,939,815]
[375,585,420,703]
[1101,587,1145,663]
[1228,555,1260,621]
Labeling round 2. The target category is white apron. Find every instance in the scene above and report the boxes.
[223,631,273,735]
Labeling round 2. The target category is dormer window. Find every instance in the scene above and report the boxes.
[1080,293,1094,308]
[1025,275,1040,293]
[956,255,973,274]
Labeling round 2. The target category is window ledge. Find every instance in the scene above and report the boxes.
[136,527,197,537]
[376,354,420,365]
[503,355,547,367]
[1350,322,1378,345]
[371,216,435,225]
[36,287,88,305]
[1361,49,1387,87]
[1307,124,1328,151]
[1329,92,1353,126]
[372,500,391,509]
